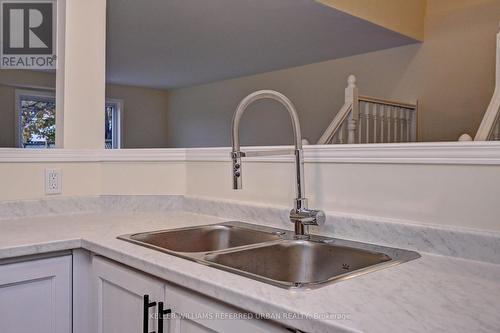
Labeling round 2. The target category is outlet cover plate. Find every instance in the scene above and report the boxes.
[45,168,62,195]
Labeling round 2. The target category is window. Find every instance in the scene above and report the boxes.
[15,90,56,148]
[104,100,122,149]
[15,89,122,149]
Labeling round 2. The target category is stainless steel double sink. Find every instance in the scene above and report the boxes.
[118,222,419,289]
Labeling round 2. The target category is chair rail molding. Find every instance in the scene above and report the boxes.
[0,149,186,163]
[1,142,500,165]
[186,142,500,165]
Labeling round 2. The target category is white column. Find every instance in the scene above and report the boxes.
[55,0,106,149]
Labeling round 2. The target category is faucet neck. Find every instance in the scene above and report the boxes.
[231,90,303,153]
[293,149,306,202]
[231,90,305,194]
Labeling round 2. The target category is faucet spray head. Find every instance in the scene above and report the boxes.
[231,151,243,190]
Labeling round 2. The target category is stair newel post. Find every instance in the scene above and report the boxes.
[346,75,359,144]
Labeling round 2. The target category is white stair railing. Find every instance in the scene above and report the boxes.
[473,23,500,141]
[317,75,358,144]
[317,75,418,144]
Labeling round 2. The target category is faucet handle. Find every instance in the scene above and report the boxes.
[289,208,326,227]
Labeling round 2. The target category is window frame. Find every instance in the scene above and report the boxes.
[105,98,124,149]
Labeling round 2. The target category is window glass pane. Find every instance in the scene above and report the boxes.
[20,97,56,148]
[105,104,114,149]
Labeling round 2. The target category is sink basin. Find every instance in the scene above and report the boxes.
[205,240,393,288]
[118,221,419,289]
[124,224,282,253]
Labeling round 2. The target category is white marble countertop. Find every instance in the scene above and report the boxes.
[1,210,499,333]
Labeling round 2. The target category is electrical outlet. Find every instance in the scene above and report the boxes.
[45,168,62,195]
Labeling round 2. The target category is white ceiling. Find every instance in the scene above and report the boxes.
[106,0,417,89]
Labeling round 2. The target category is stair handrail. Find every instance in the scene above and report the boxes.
[474,22,500,141]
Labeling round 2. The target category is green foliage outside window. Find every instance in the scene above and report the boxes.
[21,99,56,145]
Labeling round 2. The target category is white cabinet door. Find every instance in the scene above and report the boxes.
[91,256,290,333]
[0,255,72,333]
[164,283,289,333]
[92,256,165,333]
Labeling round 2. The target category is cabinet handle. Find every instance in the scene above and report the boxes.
[143,294,157,333]
[157,301,172,333]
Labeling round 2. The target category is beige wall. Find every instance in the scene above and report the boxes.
[186,159,500,232]
[100,162,185,195]
[0,160,185,201]
[168,0,500,147]
[0,84,16,147]
[0,162,101,201]
[318,0,426,40]
[0,70,56,88]
[106,84,169,148]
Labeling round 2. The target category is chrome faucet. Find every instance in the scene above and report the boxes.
[230,90,325,239]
